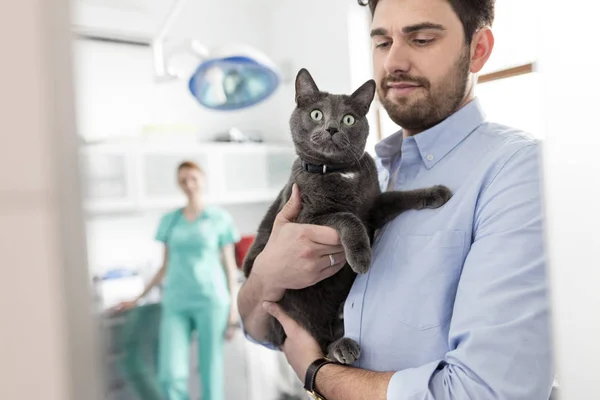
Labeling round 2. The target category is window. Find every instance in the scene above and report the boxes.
[476,69,544,139]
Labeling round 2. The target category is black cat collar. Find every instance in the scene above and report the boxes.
[301,160,354,174]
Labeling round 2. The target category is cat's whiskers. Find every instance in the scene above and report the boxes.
[335,134,351,149]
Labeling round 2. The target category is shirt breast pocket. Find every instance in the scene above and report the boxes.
[394,230,466,331]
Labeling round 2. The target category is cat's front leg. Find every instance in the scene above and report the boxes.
[313,213,371,274]
[369,185,452,230]
[327,337,361,365]
[325,304,358,364]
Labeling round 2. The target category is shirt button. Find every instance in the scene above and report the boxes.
[426,154,434,161]
[351,302,355,308]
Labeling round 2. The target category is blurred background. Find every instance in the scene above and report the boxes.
[0,0,597,399]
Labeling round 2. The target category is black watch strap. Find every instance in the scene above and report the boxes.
[304,358,334,396]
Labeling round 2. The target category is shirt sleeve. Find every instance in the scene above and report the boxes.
[240,318,280,351]
[218,210,241,248]
[387,144,554,400]
[155,211,178,244]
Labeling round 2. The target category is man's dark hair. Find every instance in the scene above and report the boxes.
[358,0,495,44]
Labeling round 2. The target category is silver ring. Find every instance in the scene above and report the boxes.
[329,254,335,266]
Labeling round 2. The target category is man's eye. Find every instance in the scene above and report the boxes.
[413,38,434,46]
[375,41,391,49]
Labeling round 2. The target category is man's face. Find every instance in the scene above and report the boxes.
[371,0,472,131]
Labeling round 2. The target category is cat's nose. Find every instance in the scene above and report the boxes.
[326,127,339,135]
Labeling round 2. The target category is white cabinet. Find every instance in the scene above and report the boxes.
[266,148,298,192]
[79,141,296,213]
[79,144,137,212]
[219,144,296,203]
[136,147,217,208]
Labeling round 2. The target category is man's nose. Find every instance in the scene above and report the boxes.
[383,41,411,75]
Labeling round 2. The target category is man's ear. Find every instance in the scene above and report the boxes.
[469,27,495,74]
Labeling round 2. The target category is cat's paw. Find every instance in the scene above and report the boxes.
[424,185,452,209]
[327,337,361,365]
[346,245,371,274]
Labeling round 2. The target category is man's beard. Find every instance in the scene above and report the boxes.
[379,47,471,132]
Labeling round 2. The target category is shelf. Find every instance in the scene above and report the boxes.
[79,141,295,213]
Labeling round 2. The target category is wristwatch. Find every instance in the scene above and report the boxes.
[304,358,335,400]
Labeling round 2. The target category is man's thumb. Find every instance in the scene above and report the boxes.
[262,301,291,333]
[274,183,301,226]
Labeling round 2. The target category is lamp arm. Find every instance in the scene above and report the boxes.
[152,0,190,80]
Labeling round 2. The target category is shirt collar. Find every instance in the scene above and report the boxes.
[375,97,486,169]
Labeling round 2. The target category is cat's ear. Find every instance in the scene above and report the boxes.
[350,79,376,115]
[295,68,320,105]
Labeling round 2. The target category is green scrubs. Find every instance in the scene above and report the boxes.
[155,207,239,400]
[118,303,162,400]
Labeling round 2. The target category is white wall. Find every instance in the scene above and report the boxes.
[476,72,544,139]
[479,0,537,74]
[266,0,359,137]
[73,38,286,142]
[265,0,379,152]
[539,1,600,398]
[73,0,286,143]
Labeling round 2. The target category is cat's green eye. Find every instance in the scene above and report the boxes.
[310,109,323,121]
[343,114,356,126]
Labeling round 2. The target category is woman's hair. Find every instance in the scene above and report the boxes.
[177,160,204,174]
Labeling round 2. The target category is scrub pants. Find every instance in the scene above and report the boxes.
[158,303,229,400]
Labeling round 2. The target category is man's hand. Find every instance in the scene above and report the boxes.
[265,300,394,400]
[237,183,348,344]
[263,300,324,381]
[253,184,347,300]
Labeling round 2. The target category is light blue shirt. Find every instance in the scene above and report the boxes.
[345,98,553,399]
[244,98,553,399]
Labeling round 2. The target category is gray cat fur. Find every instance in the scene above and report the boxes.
[242,68,452,364]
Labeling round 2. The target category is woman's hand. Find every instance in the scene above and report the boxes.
[225,312,240,340]
[112,299,138,313]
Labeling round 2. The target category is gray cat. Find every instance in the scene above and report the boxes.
[242,68,452,364]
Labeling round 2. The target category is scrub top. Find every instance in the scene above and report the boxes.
[156,206,240,312]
